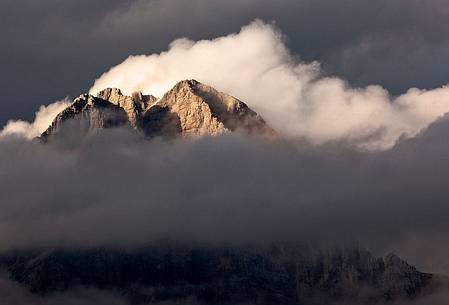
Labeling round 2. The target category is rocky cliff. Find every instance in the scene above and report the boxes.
[41,80,274,139]
[41,94,129,138]
[97,87,157,128]
[1,245,445,305]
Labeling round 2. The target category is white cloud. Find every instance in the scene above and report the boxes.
[90,20,449,150]
[0,100,70,139]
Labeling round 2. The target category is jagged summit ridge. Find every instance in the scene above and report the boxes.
[41,93,129,138]
[97,87,157,128]
[42,80,274,139]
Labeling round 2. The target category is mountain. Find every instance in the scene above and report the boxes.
[1,245,446,305]
[41,80,274,139]
[24,81,449,304]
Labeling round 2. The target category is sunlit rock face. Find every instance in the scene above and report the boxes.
[40,94,129,139]
[41,80,275,140]
[97,87,157,129]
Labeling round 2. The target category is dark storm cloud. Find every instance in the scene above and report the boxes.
[2,116,449,272]
[3,126,449,304]
[1,0,449,125]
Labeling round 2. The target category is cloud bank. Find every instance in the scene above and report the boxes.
[91,20,449,150]
[2,114,449,275]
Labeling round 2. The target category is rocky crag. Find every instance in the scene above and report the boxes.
[42,80,274,139]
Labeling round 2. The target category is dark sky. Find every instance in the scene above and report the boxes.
[1,0,449,126]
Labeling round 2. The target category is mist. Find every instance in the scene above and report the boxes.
[1,127,449,301]
[0,112,449,275]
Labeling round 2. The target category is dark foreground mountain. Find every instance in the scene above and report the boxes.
[41,80,275,140]
[1,244,447,305]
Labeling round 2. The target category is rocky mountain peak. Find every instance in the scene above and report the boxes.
[384,253,419,276]
[96,88,157,128]
[42,80,275,140]
[142,79,275,137]
[41,93,129,139]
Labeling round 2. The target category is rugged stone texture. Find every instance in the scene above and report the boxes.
[381,254,433,299]
[295,249,436,304]
[142,80,226,137]
[41,80,275,140]
[41,94,129,139]
[97,88,157,128]
[142,80,274,138]
[1,245,445,305]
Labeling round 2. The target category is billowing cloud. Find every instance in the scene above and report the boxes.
[90,21,449,150]
[0,100,70,139]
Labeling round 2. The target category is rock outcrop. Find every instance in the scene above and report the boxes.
[142,80,273,137]
[1,245,445,305]
[41,80,274,140]
[41,94,129,138]
[97,88,157,128]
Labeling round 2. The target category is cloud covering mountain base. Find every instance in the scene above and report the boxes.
[1,119,449,274]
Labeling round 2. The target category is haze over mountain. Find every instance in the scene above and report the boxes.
[1,78,449,304]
